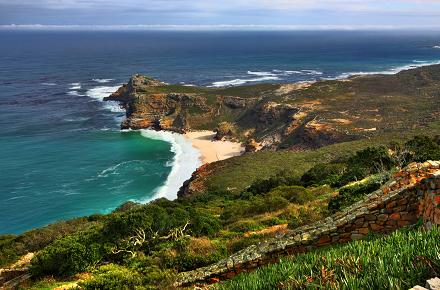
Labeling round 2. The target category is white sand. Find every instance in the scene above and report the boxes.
[184,131,245,164]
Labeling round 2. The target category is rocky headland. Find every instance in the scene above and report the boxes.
[106,64,440,152]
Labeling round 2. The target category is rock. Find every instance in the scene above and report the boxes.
[245,139,260,152]
[411,286,428,290]
[426,277,440,290]
[222,96,247,109]
[215,122,238,141]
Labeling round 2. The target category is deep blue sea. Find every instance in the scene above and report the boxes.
[1,30,440,234]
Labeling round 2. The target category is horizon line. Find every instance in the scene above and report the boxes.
[2,24,440,31]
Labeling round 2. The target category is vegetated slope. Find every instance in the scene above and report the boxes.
[3,135,440,289]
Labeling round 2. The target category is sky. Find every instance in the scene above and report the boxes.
[2,0,440,29]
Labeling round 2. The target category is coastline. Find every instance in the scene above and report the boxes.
[139,129,244,202]
[184,130,245,164]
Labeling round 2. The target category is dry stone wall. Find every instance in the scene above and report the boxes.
[174,161,440,287]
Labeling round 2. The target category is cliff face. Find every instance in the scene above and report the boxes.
[106,65,440,150]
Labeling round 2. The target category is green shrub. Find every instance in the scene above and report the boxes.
[300,163,346,187]
[328,173,390,213]
[221,195,289,224]
[0,218,99,267]
[79,264,144,290]
[228,220,265,233]
[188,211,222,237]
[126,256,176,287]
[30,227,109,277]
[338,146,396,186]
[287,207,327,229]
[403,135,440,163]
[247,173,300,196]
[268,185,314,205]
[0,235,18,266]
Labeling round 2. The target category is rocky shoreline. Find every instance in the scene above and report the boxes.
[105,64,440,153]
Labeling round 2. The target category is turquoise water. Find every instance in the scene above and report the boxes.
[1,129,174,233]
[1,30,440,233]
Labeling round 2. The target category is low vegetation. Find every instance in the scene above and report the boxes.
[218,227,440,290]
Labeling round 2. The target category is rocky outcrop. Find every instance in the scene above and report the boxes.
[244,139,261,152]
[222,96,248,109]
[174,161,440,287]
[411,277,440,290]
[105,64,440,151]
[177,164,214,198]
[215,122,238,141]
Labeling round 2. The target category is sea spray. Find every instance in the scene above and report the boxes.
[140,129,202,200]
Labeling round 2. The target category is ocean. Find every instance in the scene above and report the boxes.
[1,30,440,234]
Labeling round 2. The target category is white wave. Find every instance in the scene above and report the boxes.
[98,160,145,177]
[5,195,27,201]
[41,82,57,86]
[331,60,440,80]
[86,85,124,113]
[140,129,201,201]
[64,117,90,122]
[247,71,278,77]
[92,78,115,83]
[413,60,429,63]
[434,46,440,49]
[179,82,196,87]
[69,82,81,90]
[301,69,323,75]
[272,69,322,76]
[210,76,280,87]
[86,85,121,101]
[104,102,125,113]
[282,70,303,75]
[68,90,85,97]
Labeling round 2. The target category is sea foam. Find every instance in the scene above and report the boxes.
[69,83,81,90]
[330,60,440,80]
[92,78,115,83]
[140,129,201,201]
[86,85,124,113]
[210,69,324,87]
[210,76,280,87]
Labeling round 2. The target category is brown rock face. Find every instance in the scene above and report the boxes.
[245,139,260,152]
[215,122,238,141]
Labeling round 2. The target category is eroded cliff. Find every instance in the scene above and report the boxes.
[106,65,440,150]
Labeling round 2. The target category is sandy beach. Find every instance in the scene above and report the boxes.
[184,131,245,164]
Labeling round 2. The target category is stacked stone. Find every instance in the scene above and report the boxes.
[384,161,440,194]
[174,161,440,287]
[420,163,440,229]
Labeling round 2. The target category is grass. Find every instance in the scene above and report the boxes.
[217,227,440,290]
[204,138,377,193]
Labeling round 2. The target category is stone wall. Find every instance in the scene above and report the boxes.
[174,161,440,287]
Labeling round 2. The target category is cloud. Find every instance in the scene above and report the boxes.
[1,0,440,26]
